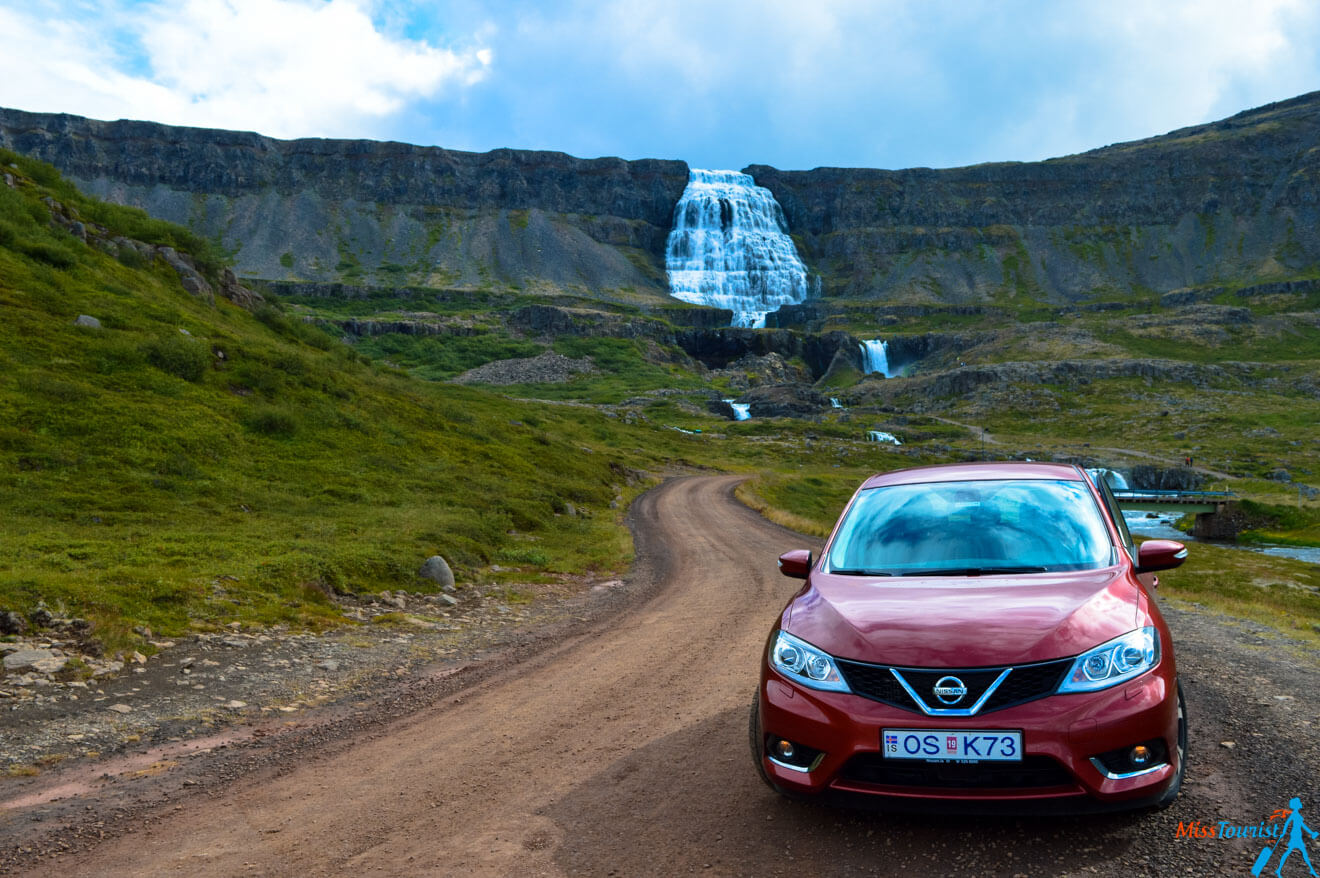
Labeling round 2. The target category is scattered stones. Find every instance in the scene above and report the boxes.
[0,575,610,776]
[419,555,455,590]
[452,351,597,386]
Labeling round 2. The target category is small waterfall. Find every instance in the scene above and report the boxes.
[1087,468,1130,491]
[867,430,902,445]
[723,399,751,421]
[830,398,842,408]
[665,169,811,328]
[859,339,892,377]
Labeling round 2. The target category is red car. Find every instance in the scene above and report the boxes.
[751,461,1188,812]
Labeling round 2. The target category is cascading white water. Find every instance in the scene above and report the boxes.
[1087,467,1131,490]
[830,398,842,408]
[665,169,811,328]
[723,399,752,421]
[859,340,892,377]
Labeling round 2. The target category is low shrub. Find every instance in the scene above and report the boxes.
[243,405,299,438]
[144,334,210,382]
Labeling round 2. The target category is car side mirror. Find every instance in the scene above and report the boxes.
[1136,539,1187,574]
[778,549,812,579]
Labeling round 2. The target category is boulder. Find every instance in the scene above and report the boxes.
[1128,465,1206,491]
[741,383,831,419]
[419,555,455,590]
[0,611,25,635]
[707,399,736,418]
[158,246,215,305]
[73,314,102,329]
[3,648,67,674]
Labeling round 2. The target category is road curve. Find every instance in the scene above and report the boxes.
[20,475,1320,877]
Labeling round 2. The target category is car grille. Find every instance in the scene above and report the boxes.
[838,753,1075,790]
[835,657,1073,715]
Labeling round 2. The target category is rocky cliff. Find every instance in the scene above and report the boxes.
[0,108,688,299]
[4,93,1320,309]
[749,91,1320,304]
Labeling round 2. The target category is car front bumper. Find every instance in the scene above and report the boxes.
[757,662,1181,812]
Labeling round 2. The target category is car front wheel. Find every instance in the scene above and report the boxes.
[1154,681,1188,809]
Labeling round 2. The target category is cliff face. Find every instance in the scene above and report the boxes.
[3,93,1320,308]
[749,91,1320,303]
[0,108,689,298]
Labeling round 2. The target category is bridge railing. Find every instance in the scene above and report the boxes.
[1113,490,1232,499]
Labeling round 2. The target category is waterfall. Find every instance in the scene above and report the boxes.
[830,398,842,408]
[724,399,751,421]
[1087,468,1130,491]
[664,169,811,328]
[867,430,902,445]
[859,340,891,377]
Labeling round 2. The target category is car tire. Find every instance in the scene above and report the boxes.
[1154,681,1188,809]
[748,691,776,789]
[749,690,803,799]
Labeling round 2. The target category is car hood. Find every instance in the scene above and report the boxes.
[786,568,1140,667]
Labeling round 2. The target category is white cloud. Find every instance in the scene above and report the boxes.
[2,0,1317,168]
[0,0,490,138]
[978,0,1320,164]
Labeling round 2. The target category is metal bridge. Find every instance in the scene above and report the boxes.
[1113,490,1238,538]
[1112,489,1233,515]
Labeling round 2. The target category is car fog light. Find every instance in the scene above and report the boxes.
[773,739,796,760]
[1130,745,1151,766]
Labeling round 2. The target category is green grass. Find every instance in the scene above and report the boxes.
[495,337,711,404]
[354,332,543,380]
[1160,543,1320,647]
[0,157,712,653]
[1235,499,1320,546]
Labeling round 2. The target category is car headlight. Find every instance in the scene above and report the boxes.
[770,631,850,693]
[1058,627,1160,693]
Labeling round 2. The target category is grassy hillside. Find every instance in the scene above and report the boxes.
[0,151,708,651]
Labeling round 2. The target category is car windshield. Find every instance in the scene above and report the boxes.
[827,478,1113,575]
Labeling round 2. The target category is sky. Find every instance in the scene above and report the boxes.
[1,0,1318,172]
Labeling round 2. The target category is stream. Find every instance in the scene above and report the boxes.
[1124,511,1320,565]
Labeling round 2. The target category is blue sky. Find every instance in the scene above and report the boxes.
[1,0,1318,171]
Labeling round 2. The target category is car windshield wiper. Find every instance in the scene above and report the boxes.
[897,565,1049,576]
[828,568,894,576]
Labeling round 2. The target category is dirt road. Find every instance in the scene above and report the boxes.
[5,476,1318,876]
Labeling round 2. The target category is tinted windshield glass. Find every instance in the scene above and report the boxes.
[827,479,1113,575]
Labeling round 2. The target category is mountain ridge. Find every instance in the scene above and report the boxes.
[3,92,1320,308]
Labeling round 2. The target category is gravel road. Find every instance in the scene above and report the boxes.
[2,475,1317,876]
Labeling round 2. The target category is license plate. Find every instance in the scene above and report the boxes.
[882,729,1022,762]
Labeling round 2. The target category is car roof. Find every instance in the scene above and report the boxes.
[859,461,1086,490]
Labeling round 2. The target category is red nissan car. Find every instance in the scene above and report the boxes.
[751,461,1188,812]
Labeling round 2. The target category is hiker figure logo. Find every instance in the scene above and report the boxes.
[1254,798,1318,877]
